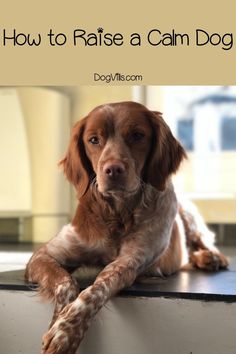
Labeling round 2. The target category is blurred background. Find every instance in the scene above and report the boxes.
[0,85,235,248]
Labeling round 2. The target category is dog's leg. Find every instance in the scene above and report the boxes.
[25,224,83,327]
[25,247,79,328]
[144,220,187,277]
[41,255,138,354]
[41,217,172,354]
[179,201,228,271]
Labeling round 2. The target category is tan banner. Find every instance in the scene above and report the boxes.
[0,0,236,84]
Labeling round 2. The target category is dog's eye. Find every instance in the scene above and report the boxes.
[131,132,145,141]
[89,136,99,145]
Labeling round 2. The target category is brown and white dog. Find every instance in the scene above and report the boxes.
[25,101,228,354]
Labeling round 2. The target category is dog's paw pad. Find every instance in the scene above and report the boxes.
[192,250,229,271]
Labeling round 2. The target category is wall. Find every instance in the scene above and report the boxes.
[18,87,71,242]
[1,291,236,354]
[0,88,31,216]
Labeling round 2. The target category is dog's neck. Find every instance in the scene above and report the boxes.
[80,182,162,218]
[72,182,171,242]
[88,185,142,216]
[103,188,143,212]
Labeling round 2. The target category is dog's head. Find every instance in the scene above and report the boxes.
[60,101,186,198]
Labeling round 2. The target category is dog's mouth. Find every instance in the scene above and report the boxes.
[97,178,141,197]
[92,163,142,197]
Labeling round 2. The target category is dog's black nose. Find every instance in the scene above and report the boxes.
[103,162,125,179]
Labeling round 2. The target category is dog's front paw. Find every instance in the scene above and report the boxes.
[42,302,84,354]
[42,322,75,354]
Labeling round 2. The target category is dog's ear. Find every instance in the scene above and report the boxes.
[59,118,93,198]
[144,111,186,191]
